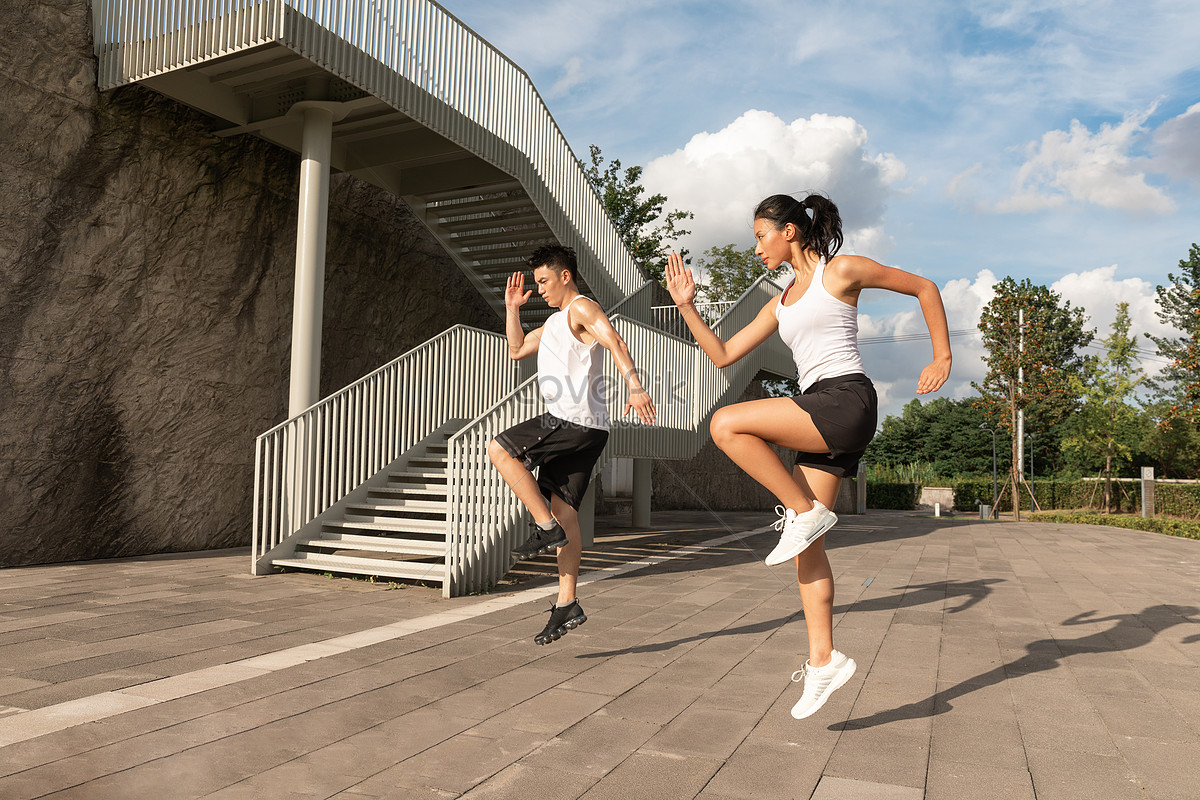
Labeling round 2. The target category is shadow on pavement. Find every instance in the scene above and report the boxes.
[577,578,1005,658]
[834,603,1200,730]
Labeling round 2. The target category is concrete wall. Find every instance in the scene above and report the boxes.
[0,2,498,565]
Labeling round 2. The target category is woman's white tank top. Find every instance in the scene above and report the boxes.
[775,258,866,392]
[537,296,610,430]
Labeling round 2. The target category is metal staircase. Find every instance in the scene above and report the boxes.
[270,422,458,582]
[92,0,795,596]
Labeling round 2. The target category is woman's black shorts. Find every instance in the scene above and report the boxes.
[790,373,877,478]
[495,413,609,510]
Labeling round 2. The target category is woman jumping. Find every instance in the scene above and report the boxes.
[665,193,951,719]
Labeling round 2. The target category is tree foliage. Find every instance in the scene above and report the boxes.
[973,277,1094,519]
[863,397,1005,477]
[1139,400,1200,478]
[1145,243,1200,426]
[696,243,778,302]
[1060,303,1147,510]
[584,145,693,284]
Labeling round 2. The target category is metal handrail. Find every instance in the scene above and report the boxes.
[251,325,517,567]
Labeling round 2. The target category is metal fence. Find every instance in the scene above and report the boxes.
[649,301,736,342]
[251,325,516,569]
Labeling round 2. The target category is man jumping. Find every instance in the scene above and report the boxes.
[487,244,655,645]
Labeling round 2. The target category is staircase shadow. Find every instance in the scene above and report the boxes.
[577,578,1004,658]
[834,604,1200,730]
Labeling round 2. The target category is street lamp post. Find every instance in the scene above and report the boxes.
[980,423,998,517]
[1025,432,1037,512]
[1025,432,1036,482]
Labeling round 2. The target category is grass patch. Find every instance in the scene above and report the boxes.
[1029,511,1200,541]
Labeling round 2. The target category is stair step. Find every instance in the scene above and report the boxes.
[428,195,533,219]
[439,211,546,233]
[351,497,447,512]
[302,533,445,556]
[329,517,445,533]
[450,225,551,247]
[407,457,448,468]
[272,553,445,582]
[369,484,447,498]
[344,506,446,521]
[387,471,447,481]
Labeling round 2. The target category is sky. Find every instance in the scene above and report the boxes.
[441,0,1200,421]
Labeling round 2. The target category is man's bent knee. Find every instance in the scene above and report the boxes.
[487,438,509,466]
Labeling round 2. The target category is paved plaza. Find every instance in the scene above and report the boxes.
[2,509,1199,799]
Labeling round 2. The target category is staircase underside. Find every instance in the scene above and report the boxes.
[141,43,590,326]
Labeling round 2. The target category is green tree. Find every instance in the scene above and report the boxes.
[691,243,800,396]
[584,145,693,283]
[1060,303,1146,511]
[696,243,779,302]
[863,396,1002,477]
[974,277,1094,520]
[1140,400,1200,478]
[1145,243,1200,427]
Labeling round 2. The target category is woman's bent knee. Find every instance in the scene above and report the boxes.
[710,407,736,448]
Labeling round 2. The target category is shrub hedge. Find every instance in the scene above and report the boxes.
[1029,511,1200,541]
[865,482,920,510]
[868,476,1200,521]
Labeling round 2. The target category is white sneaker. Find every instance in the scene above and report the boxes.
[790,650,857,719]
[765,503,837,566]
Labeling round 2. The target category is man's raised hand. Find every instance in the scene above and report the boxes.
[505,272,532,310]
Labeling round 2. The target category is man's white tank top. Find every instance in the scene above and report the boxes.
[775,258,866,392]
[537,296,610,430]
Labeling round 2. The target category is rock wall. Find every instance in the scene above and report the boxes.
[0,2,498,565]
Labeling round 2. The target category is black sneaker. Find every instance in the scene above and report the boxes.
[534,600,586,645]
[512,521,568,559]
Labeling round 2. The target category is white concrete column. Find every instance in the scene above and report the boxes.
[632,458,652,528]
[289,105,334,417]
[1141,466,1155,518]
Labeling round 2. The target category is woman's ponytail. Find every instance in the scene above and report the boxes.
[753,193,844,261]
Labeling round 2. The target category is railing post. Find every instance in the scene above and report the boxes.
[289,104,335,417]
[632,458,652,528]
[1141,466,1155,518]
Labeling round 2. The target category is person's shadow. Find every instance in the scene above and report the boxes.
[835,604,1200,730]
[578,578,1004,658]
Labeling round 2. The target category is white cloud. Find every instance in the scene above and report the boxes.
[548,57,585,98]
[640,110,905,259]
[987,108,1175,214]
[1152,102,1200,185]
[1050,265,1178,379]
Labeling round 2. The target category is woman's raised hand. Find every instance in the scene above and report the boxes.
[505,272,532,310]
[665,252,697,308]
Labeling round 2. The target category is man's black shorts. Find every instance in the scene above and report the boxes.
[495,413,610,510]
[790,373,878,478]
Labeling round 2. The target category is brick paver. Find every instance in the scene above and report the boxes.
[1,511,1198,798]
